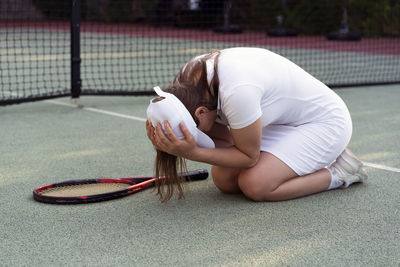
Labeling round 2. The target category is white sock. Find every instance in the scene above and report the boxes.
[327,168,344,190]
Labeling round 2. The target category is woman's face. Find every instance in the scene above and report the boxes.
[196,108,218,134]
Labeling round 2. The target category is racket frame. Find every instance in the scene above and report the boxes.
[33,169,208,204]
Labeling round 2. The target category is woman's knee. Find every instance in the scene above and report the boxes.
[211,166,241,194]
[237,152,298,201]
[238,170,276,202]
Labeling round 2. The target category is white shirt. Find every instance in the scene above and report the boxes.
[204,47,348,129]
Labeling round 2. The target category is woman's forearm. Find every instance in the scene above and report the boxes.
[192,119,261,168]
[191,146,259,168]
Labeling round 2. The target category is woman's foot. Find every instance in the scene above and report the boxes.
[328,148,368,188]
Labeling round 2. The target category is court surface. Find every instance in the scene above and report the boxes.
[0,85,399,266]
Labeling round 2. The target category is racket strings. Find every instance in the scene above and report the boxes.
[39,183,131,197]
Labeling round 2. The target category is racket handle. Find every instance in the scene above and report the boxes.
[180,169,208,181]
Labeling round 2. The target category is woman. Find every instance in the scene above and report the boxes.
[146,47,367,202]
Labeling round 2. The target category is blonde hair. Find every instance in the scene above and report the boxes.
[155,51,221,202]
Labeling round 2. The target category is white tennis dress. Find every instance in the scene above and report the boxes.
[196,47,352,175]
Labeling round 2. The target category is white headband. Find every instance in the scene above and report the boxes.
[146,86,215,149]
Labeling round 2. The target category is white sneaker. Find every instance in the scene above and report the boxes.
[328,148,368,188]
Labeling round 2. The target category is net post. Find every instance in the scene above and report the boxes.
[71,0,82,99]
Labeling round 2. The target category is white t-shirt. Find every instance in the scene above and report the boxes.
[203,47,348,129]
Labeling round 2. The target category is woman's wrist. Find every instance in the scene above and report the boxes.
[188,146,208,163]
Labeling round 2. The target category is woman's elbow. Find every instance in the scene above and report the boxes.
[245,153,260,168]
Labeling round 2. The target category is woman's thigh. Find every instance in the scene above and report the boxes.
[212,151,298,195]
[238,152,298,197]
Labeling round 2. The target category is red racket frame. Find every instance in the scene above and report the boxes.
[33,169,208,204]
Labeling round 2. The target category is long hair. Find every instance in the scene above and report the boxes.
[155,50,221,202]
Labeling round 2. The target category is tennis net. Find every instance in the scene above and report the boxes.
[1,0,399,105]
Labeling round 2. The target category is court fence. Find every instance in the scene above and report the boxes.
[1,0,399,105]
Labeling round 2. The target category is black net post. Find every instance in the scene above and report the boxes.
[71,0,82,98]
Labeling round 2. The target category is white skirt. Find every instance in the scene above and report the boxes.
[260,113,352,176]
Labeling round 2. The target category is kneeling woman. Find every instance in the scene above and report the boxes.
[146,47,367,202]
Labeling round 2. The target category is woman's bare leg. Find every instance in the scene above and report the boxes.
[211,165,242,194]
[238,152,331,201]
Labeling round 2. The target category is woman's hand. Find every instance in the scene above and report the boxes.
[146,120,157,147]
[146,120,198,159]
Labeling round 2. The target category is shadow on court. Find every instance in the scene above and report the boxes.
[0,85,399,266]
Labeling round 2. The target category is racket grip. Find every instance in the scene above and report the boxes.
[180,169,208,181]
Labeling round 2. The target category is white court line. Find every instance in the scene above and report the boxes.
[362,162,400,173]
[44,99,146,122]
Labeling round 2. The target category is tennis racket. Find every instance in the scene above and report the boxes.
[33,169,208,204]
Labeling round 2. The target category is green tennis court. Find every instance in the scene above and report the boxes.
[1,84,399,266]
[1,2,400,265]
